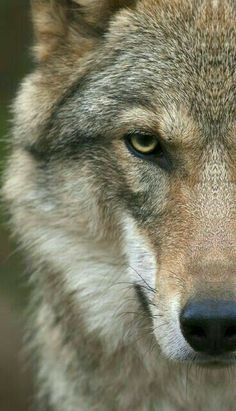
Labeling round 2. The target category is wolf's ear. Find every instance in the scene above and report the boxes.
[32,0,136,62]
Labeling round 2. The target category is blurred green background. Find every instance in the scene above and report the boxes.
[1,1,33,409]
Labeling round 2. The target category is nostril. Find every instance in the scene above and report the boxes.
[187,325,207,340]
[180,300,236,355]
[225,326,236,339]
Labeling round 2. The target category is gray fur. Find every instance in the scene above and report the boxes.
[3,1,236,410]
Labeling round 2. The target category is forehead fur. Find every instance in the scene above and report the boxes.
[131,0,236,121]
[14,0,236,150]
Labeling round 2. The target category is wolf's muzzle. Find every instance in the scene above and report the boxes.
[180,300,236,356]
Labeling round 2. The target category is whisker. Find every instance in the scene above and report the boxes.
[128,264,157,293]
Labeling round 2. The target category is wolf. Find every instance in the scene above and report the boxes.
[3,0,236,410]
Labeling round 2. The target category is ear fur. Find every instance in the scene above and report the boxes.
[32,0,136,62]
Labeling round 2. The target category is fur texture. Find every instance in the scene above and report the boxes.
[3,0,236,410]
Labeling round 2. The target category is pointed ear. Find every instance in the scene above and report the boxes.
[32,0,136,62]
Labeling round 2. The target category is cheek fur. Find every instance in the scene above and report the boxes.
[122,215,197,360]
[122,215,157,301]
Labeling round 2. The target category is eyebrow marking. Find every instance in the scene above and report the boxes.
[119,104,199,145]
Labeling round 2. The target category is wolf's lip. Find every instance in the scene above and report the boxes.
[179,352,236,368]
[197,360,236,369]
[189,354,236,368]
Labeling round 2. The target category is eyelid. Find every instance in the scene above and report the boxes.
[124,130,165,150]
[123,130,173,172]
[124,131,162,155]
[123,128,166,143]
[129,134,158,152]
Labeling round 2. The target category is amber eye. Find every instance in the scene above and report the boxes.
[129,133,158,154]
[125,132,163,157]
[124,131,171,169]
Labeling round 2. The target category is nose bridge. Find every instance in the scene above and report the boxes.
[191,144,235,256]
[190,261,236,295]
[179,144,236,290]
[197,143,234,219]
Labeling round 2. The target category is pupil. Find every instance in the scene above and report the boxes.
[137,135,155,147]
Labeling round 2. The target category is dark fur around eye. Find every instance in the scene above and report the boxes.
[124,131,172,171]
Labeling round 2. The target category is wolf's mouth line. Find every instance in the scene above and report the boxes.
[179,352,236,368]
[135,290,236,368]
[188,361,236,370]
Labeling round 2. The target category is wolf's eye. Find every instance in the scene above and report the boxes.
[125,132,164,157]
[129,134,158,154]
[125,132,170,169]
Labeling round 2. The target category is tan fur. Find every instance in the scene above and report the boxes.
[3,1,236,410]
[32,0,136,61]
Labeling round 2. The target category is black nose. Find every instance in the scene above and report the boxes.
[180,300,236,356]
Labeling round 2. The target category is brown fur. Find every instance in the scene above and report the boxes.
[32,0,136,61]
[3,1,236,410]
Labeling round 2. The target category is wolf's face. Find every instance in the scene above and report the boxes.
[4,0,236,368]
